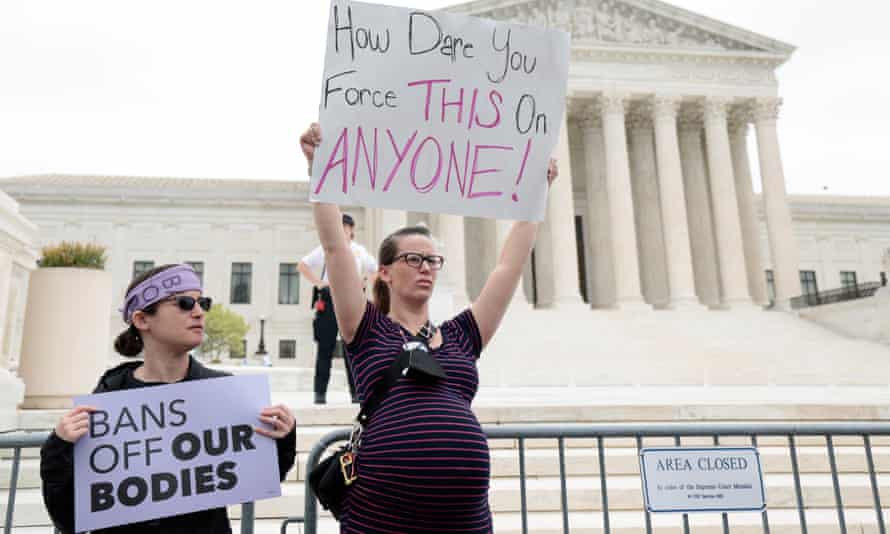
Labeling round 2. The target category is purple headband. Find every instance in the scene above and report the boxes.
[121,264,203,324]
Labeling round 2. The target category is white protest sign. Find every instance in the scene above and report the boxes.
[310,0,570,221]
[73,375,281,532]
[640,447,766,513]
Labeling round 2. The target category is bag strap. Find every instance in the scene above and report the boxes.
[356,357,404,425]
[355,334,428,425]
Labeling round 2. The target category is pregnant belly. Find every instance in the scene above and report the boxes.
[355,399,491,491]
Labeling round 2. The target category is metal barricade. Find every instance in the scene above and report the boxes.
[0,431,260,534]
[8,422,890,534]
[301,422,890,534]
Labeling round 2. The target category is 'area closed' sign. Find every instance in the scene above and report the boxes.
[639,447,766,513]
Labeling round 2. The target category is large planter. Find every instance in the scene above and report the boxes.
[17,268,112,409]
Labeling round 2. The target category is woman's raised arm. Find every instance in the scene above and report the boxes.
[301,123,367,342]
[470,158,558,349]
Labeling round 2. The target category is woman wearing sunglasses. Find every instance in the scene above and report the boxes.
[39,263,297,534]
[300,123,557,533]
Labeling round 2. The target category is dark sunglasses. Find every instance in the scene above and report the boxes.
[393,252,445,270]
[165,295,212,312]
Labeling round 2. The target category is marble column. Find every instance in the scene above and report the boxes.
[0,251,22,432]
[729,116,770,306]
[678,108,721,307]
[406,212,430,228]
[496,219,532,307]
[464,217,498,301]
[754,97,800,310]
[531,215,555,307]
[599,92,648,309]
[543,113,583,306]
[363,206,381,253]
[0,251,13,363]
[627,102,669,307]
[652,96,702,309]
[0,191,37,430]
[702,98,752,307]
[579,104,616,308]
[374,209,408,249]
[437,213,470,308]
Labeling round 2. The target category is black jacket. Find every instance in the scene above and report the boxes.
[40,357,297,534]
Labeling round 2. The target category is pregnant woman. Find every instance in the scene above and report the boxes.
[300,123,557,533]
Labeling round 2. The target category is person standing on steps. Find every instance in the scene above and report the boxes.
[300,122,558,533]
[298,213,377,404]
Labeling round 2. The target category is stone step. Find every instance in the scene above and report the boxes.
[16,401,890,448]
[288,425,890,454]
[214,364,348,393]
[284,443,890,483]
[5,476,890,530]
[8,442,890,491]
[8,508,890,534]
[11,431,880,462]
[320,508,890,534]
[243,473,890,515]
[0,458,41,489]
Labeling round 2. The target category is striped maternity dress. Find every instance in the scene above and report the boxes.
[341,302,492,533]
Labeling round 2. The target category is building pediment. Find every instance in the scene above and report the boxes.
[445,0,794,58]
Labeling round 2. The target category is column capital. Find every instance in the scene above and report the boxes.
[652,95,681,120]
[597,92,630,115]
[576,102,603,130]
[728,121,750,139]
[703,97,732,120]
[728,102,754,136]
[677,103,703,132]
[754,97,783,123]
[626,100,654,130]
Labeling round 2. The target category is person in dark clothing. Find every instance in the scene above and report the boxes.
[298,213,377,404]
[40,263,297,534]
[300,123,558,532]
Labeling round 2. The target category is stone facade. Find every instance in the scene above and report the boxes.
[1,0,888,383]
[2,174,889,372]
[0,190,38,429]
[444,0,801,311]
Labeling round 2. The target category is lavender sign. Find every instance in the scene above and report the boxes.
[73,375,281,532]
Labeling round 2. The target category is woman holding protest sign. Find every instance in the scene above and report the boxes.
[40,263,297,534]
[301,122,557,533]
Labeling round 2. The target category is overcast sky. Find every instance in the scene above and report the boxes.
[1,0,887,195]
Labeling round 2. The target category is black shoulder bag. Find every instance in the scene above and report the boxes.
[308,323,447,520]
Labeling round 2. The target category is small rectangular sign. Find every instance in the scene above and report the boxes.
[73,375,281,532]
[639,447,766,513]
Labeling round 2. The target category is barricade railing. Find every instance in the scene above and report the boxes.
[299,422,890,534]
[790,281,883,309]
[8,423,890,534]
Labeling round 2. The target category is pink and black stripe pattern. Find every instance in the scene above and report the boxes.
[342,302,492,534]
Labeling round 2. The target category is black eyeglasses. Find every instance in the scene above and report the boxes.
[165,295,212,312]
[393,253,445,270]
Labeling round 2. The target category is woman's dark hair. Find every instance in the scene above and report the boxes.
[373,226,433,315]
[114,264,179,357]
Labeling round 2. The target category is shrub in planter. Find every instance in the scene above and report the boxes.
[39,241,107,269]
[18,241,112,408]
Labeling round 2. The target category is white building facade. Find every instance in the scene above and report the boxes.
[0,189,38,429]
[1,0,889,382]
[1,174,888,371]
[445,0,802,312]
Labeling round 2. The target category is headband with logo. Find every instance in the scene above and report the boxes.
[120,264,202,324]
